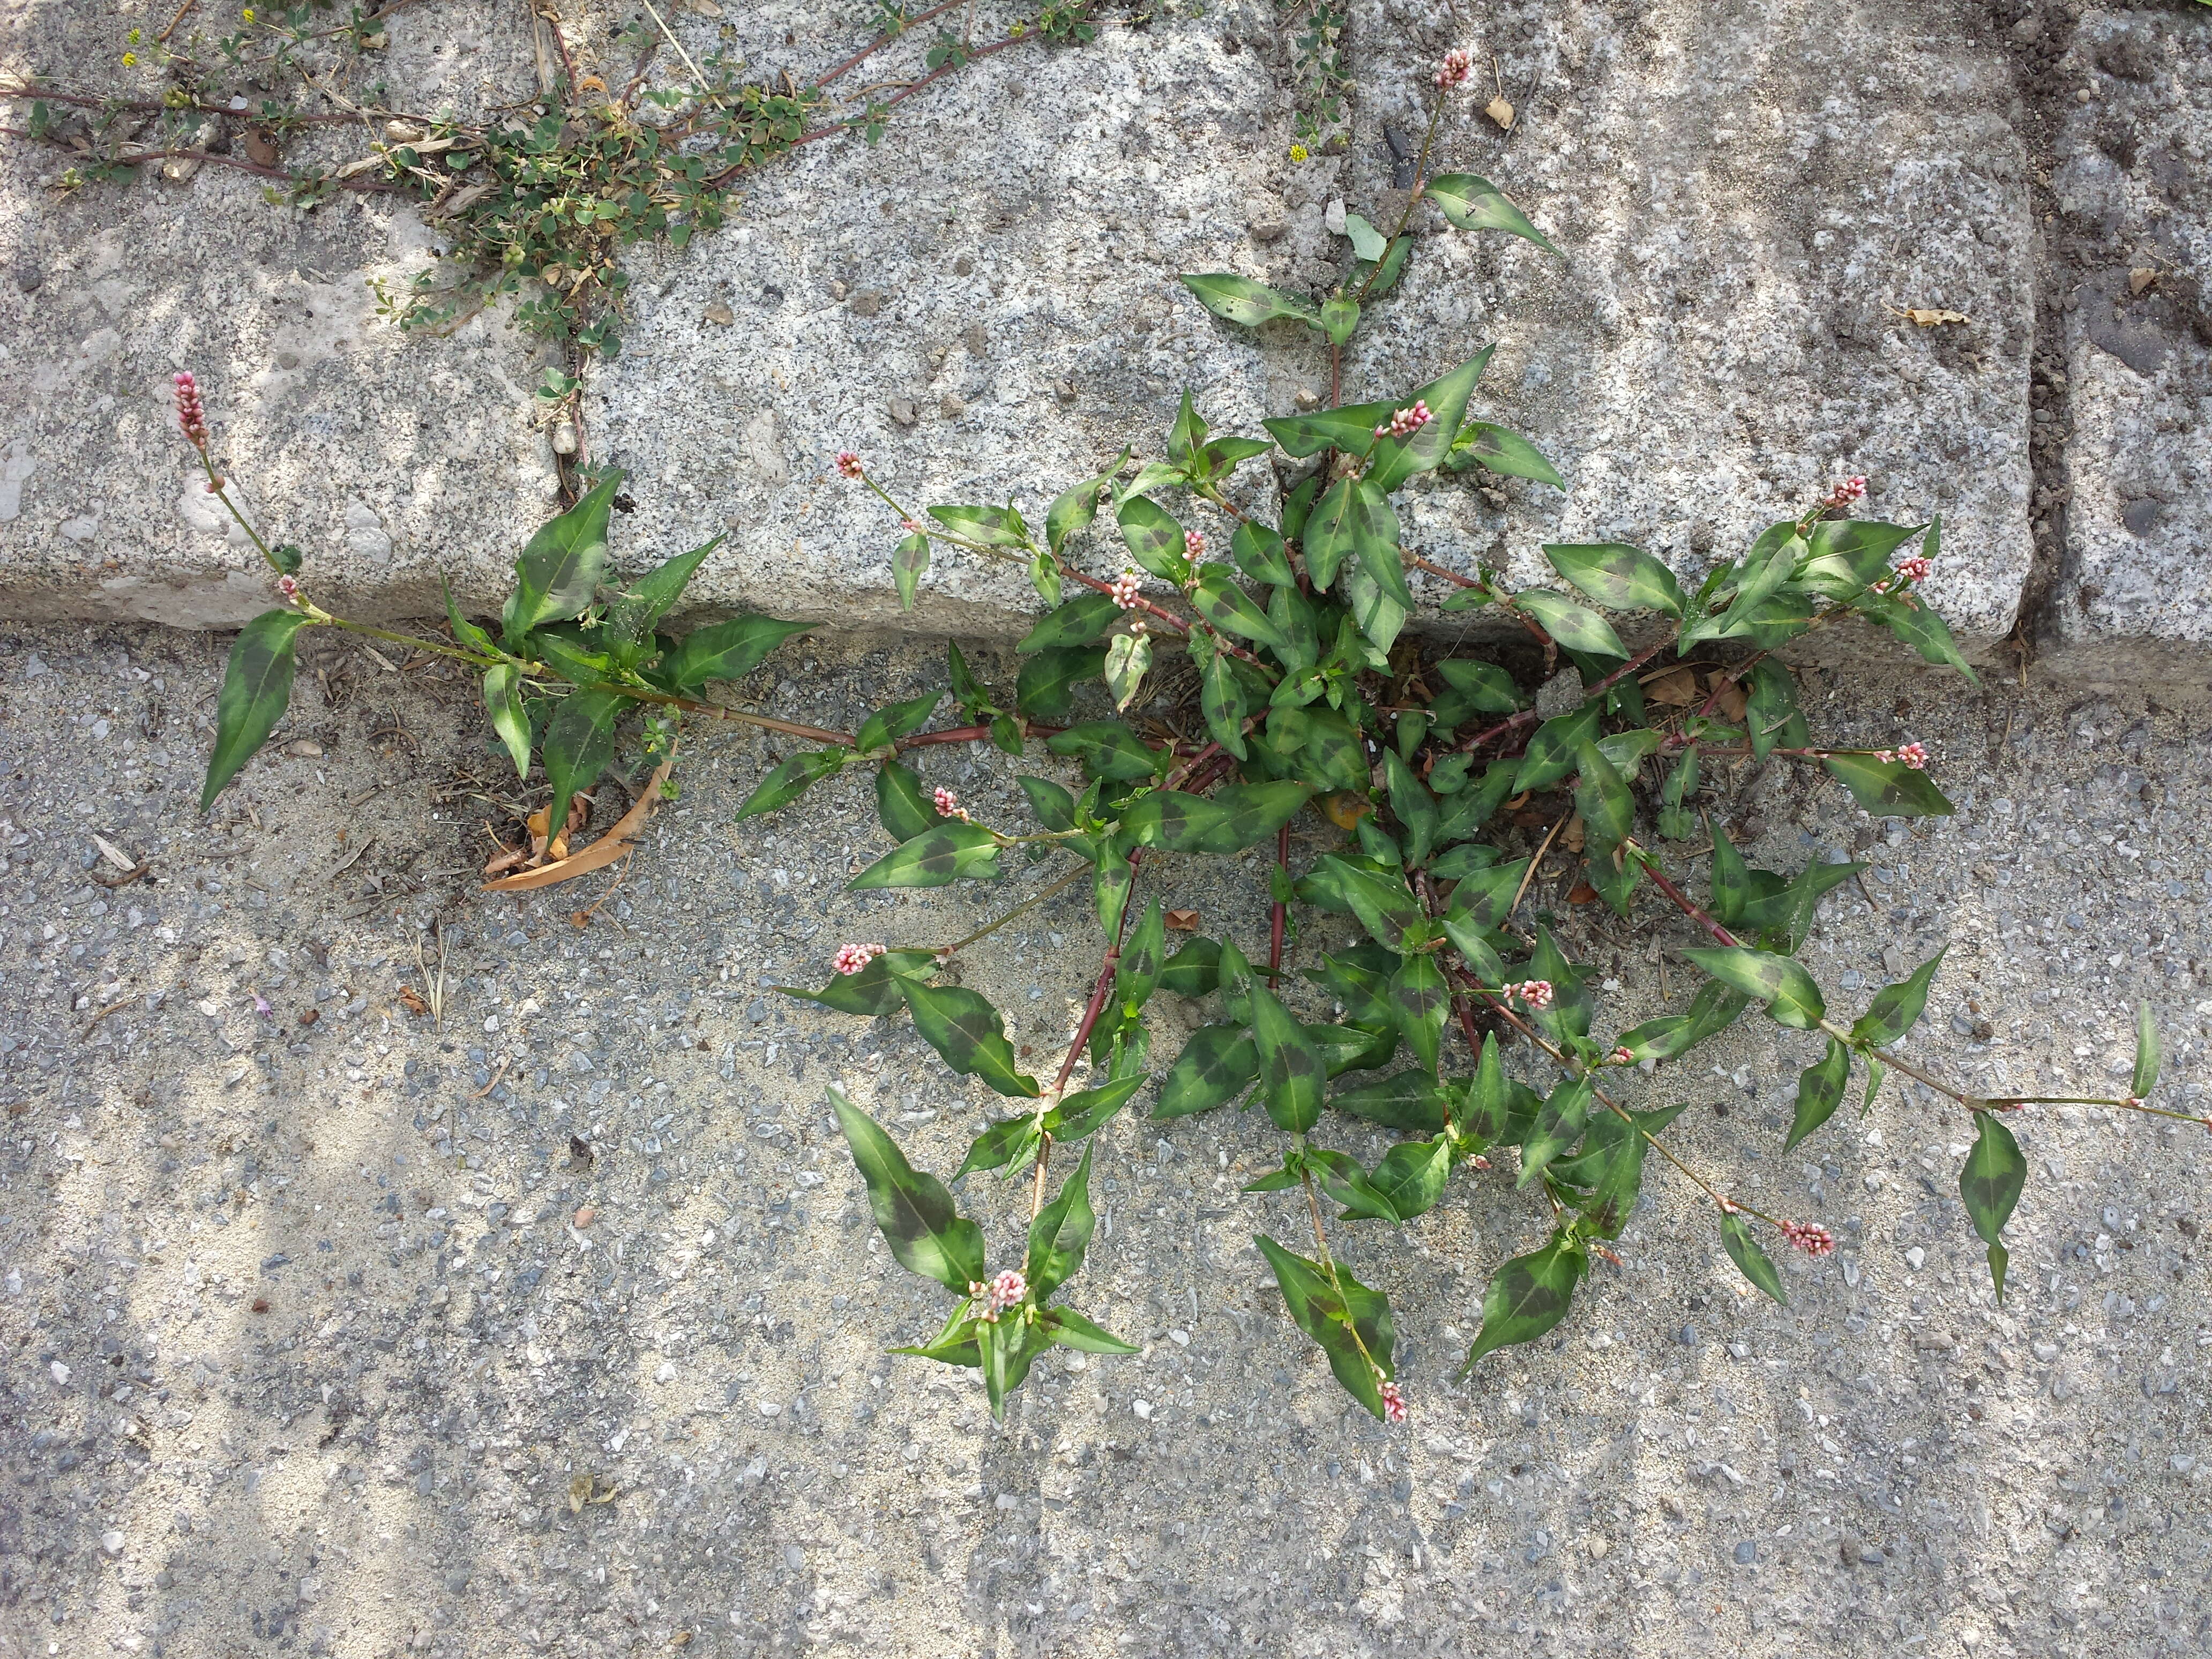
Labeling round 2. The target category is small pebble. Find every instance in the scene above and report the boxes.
[574,1206,597,1228]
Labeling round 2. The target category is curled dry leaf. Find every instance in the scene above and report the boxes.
[482,753,675,892]
[1888,304,1969,327]
[1644,664,1699,706]
[2128,267,2157,296]
[1708,677,1749,721]
[1165,909,1200,931]
[1484,95,1515,130]
[1559,813,1586,854]
[397,984,430,1017]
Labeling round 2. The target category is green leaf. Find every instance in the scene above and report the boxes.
[1863,587,1977,681]
[875,760,946,843]
[1864,1055,1887,1111]
[1166,389,1207,465]
[1382,750,1439,868]
[1821,752,1955,817]
[1850,947,1946,1049]
[527,625,615,689]
[954,1115,1040,1180]
[1572,743,1633,849]
[1371,1137,1452,1220]
[1159,938,1223,999]
[2132,1000,2160,1099]
[1320,294,1359,346]
[829,1088,986,1292]
[1513,589,1627,659]
[1230,520,1297,587]
[897,979,1038,1097]
[1331,1070,1448,1134]
[1047,721,1162,783]
[1018,774,1077,832]
[1153,1023,1259,1118]
[1720,1212,1786,1304]
[891,532,930,611]
[606,537,719,665]
[1179,272,1321,329]
[1116,496,1191,584]
[1052,1074,1148,1142]
[1425,173,1556,251]
[1251,986,1326,1133]
[978,1316,1052,1419]
[1261,400,1394,459]
[735,746,848,819]
[1027,1144,1097,1298]
[1341,211,1388,261]
[1787,1036,1852,1151]
[1320,856,1428,954]
[1093,847,1133,939]
[1041,1306,1140,1354]
[1461,1032,1544,1145]
[1255,1236,1396,1418]
[1351,235,1412,298]
[888,1310,982,1367]
[1542,544,1684,617]
[1515,1075,1593,1188]
[541,689,623,841]
[1018,592,1121,653]
[1016,645,1107,719]
[850,820,1004,888]
[1047,450,1130,556]
[479,662,532,781]
[1447,421,1563,487]
[1745,657,1810,762]
[1117,782,1311,855]
[1959,1112,2027,1301]
[1514,700,1602,793]
[1200,651,1250,760]
[1115,899,1168,1012]
[926,503,1027,547]
[1460,1232,1583,1374]
[507,471,619,634]
[775,948,936,1017]
[661,614,810,691]
[1301,477,1361,592]
[1305,1146,1400,1223]
[1529,926,1595,1042]
[1388,953,1449,1076]
[442,576,495,656]
[854,689,945,754]
[1343,562,1410,655]
[201,610,308,811]
[1029,548,1063,607]
[1191,572,1291,652]
[1436,657,1524,715]
[1365,349,1494,495]
[1102,630,1152,712]
[1681,946,1826,1030]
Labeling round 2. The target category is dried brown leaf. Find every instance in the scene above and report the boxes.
[483,757,673,893]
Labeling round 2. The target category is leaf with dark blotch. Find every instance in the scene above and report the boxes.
[1154,1024,1259,1119]
[1320,855,1427,953]
[202,610,309,811]
[1447,421,1563,487]
[1786,1035,1852,1151]
[1460,1232,1583,1374]
[541,689,623,843]
[1462,1032,1545,1145]
[1115,496,1192,584]
[661,614,811,691]
[1041,1307,1140,1354]
[1308,1020,1399,1078]
[1302,477,1361,592]
[1180,272,1322,330]
[1093,849,1132,940]
[1612,981,1754,1064]
[1959,1112,2027,1301]
[829,1088,987,1293]
[481,663,533,781]
[1159,937,1222,999]
[1513,589,1627,660]
[1530,927,1595,1042]
[1436,657,1525,716]
[1305,1147,1400,1223]
[1231,520,1297,586]
[1573,743,1634,849]
[1117,782,1311,855]
[1751,856,1866,954]
[875,761,947,843]
[849,821,1003,889]
[507,471,619,636]
[2133,1000,2159,1100]
[1047,721,1163,783]
[1192,572,1290,652]
[1371,1137,1453,1220]
[1016,645,1107,720]
[607,537,720,666]
[1389,953,1449,1076]
[1115,899,1167,1011]
[1514,701,1602,793]
[1256,1236,1397,1418]
[1026,1144,1097,1298]
[954,1115,1041,1180]
[1382,750,1439,869]
[1367,349,1493,492]
[1681,945,1826,1030]
[889,531,931,611]
[1862,587,1977,681]
[1720,1212,1786,1304]
[1052,1074,1148,1142]
[1200,651,1249,760]
[1745,657,1810,761]
[1018,774,1078,832]
[1542,542,1683,617]
[1331,1070,1449,1134]
[1850,947,1946,1049]
[1251,986,1326,1133]
[735,746,848,820]
[1516,1074,1594,1188]
[896,979,1038,1097]
[1017,592,1122,653]
[1821,753,1955,818]
[926,503,1027,547]
[1545,1102,1679,1237]
[1261,400,1395,459]
[1424,172,1556,251]
[775,947,935,1017]
[1047,450,1130,556]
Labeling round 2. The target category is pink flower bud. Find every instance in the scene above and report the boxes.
[1435,48,1474,89]
[172,370,210,447]
[902,518,922,533]
[979,1268,1027,1320]
[1895,742,1927,769]
[835,450,864,480]
[1186,529,1206,559]
[1380,1379,1408,1423]
[1109,570,1144,611]
[1610,1046,1633,1065]
[932,786,959,816]
[1781,1220,1836,1257]
[1509,980,1554,1009]
[1893,554,1932,585]
[278,575,299,599]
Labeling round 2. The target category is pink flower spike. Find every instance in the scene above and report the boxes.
[278,574,299,599]
[1435,48,1474,89]
[1186,529,1206,559]
[1109,569,1144,611]
[1511,980,1554,1010]
[932,786,960,816]
[1895,742,1928,770]
[832,941,886,976]
[173,370,209,447]
[1380,1379,1408,1423]
[1381,400,1433,439]
[1781,1220,1836,1257]
[835,450,864,480]
[980,1268,1027,1321]
[1610,1046,1634,1065]
[1893,554,1932,585]
[901,517,922,533]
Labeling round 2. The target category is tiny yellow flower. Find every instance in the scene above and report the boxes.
[127,27,143,44]
[242,7,256,20]
[121,50,139,67]
[1289,143,1310,163]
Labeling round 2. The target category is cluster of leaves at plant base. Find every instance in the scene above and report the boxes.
[746,360,2107,1419]
[199,470,811,825]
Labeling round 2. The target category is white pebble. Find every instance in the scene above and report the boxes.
[49,1361,69,1385]
[1905,1246,1926,1269]
[1132,1399,1153,1420]
[101,1530,124,1555]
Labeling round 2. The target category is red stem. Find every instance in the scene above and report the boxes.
[1632,849,1738,945]
[812,0,966,87]
[1268,823,1289,974]
[1460,632,1675,753]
